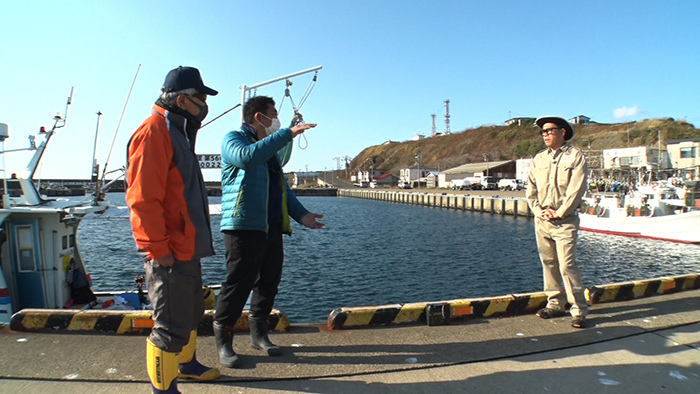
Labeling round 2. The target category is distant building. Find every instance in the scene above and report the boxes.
[505,117,535,126]
[602,147,670,171]
[666,138,700,179]
[425,171,440,188]
[399,167,435,188]
[374,173,399,187]
[568,115,591,124]
[293,172,319,188]
[357,169,386,182]
[438,160,515,188]
[412,133,426,140]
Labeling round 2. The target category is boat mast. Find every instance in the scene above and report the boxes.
[20,88,73,205]
[25,88,72,180]
[91,111,103,203]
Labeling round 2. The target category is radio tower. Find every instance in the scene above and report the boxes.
[444,99,451,135]
[431,114,436,136]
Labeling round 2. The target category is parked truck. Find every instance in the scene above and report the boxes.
[450,175,497,190]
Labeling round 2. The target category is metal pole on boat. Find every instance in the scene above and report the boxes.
[91,111,103,202]
[100,64,140,187]
[239,65,323,124]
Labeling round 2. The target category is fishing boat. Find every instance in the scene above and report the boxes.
[0,91,113,325]
[578,180,700,244]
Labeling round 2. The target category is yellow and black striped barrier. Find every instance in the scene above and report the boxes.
[10,309,290,335]
[328,292,549,330]
[585,273,699,305]
[328,273,700,330]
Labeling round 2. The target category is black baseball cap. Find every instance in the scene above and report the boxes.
[162,66,218,96]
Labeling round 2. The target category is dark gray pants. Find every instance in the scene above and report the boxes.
[214,227,284,326]
[145,259,204,353]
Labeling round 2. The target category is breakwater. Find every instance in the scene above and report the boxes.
[337,189,533,217]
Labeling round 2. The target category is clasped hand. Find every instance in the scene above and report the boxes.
[538,208,560,222]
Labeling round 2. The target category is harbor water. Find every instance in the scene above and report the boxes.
[78,193,700,324]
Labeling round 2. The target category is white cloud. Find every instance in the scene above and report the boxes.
[613,106,641,119]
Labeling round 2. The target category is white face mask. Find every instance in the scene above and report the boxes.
[260,114,281,135]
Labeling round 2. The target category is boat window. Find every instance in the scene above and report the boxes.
[16,226,36,272]
[69,234,75,248]
[62,235,68,250]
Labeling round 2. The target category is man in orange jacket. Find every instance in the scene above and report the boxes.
[126,66,220,393]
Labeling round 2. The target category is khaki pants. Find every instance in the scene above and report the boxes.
[535,216,588,318]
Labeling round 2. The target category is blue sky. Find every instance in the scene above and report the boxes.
[1,1,698,181]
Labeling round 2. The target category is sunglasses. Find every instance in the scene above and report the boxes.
[539,127,561,136]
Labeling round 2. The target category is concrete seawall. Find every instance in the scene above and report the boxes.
[338,189,533,217]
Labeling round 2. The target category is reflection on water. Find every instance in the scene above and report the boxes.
[79,194,700,323]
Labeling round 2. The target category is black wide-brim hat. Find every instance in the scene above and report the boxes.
[535,116,573,141]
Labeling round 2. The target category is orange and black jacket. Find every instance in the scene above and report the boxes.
[126,105,214,261]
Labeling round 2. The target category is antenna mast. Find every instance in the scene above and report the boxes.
[431,114,436,136]
[444,99,451,135]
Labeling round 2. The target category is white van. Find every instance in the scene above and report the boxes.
[498,179,523,191]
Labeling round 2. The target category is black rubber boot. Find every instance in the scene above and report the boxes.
[249,317,282,356]
[213,321,240,368]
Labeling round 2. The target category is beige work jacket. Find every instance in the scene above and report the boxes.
[526,143,588,220]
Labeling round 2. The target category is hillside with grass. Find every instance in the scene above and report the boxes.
[349,118,700,175]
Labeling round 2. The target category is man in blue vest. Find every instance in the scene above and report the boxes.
[214,95,324,367]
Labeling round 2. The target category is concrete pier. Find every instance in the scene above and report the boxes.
[338,189,533,218]
[1,289,698,393]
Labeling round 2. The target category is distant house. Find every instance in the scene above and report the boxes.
[357,169,386,182]
[374,173,399,187]
[425,171,440,188]
[399,167,436,187]
[667,138,700,177]
[505,117,535,126]
[569,115,591,124]
[602,147,670,171]
[412,133,426,140]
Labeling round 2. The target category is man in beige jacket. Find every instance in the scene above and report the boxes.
[526,116,589,328]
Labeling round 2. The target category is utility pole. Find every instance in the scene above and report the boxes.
[415,151,422,188]
[483,153,489,177]
[658,129,661,173]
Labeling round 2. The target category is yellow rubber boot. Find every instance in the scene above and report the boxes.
[178,330,220,381]
[146,338,180,393]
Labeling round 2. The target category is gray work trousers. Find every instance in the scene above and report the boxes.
[144,259,204,352]
[534,216,588,318]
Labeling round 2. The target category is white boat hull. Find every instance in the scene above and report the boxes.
[579,210,700,244]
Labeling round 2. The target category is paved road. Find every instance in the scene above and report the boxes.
[1,289,698,393]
